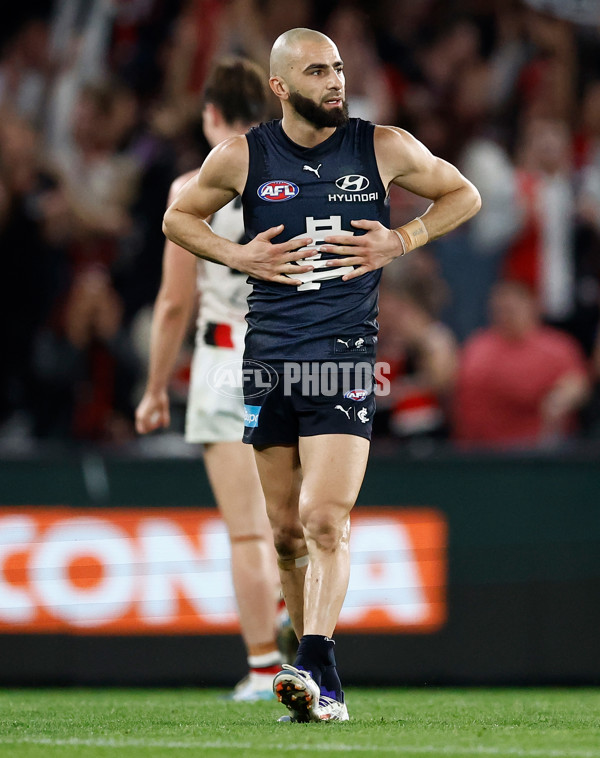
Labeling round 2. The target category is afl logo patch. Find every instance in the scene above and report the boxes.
[258,181,299,202]
[335,175,370,192]
[344,388,368,401]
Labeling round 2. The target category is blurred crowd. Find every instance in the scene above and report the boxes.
[2,0,600,453]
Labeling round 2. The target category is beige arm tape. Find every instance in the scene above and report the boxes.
[392,216,429,255]
[277,553,309,570]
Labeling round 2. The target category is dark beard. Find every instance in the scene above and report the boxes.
[288,90,349,128]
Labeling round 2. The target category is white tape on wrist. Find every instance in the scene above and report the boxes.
[392,228,407,255]
[415,216,429,243]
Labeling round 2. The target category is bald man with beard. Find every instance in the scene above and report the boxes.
[164,28,480,722]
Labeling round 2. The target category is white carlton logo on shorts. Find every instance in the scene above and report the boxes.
[357,408,370,423]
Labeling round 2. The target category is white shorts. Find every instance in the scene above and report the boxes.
[185,325,245,444]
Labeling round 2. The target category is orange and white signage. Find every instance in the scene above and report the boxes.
[0,507,446,634]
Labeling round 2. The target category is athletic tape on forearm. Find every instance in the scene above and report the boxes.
[393,216,429,254]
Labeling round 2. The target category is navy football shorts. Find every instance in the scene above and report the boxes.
[242,358,376,446]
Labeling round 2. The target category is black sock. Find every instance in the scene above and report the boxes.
[320,664,343,702]
[294,635,341,698]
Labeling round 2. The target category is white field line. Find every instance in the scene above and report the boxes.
[0,736,599,757]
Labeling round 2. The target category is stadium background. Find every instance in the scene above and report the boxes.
[1,0,600,687]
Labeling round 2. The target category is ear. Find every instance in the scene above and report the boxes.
[269,76,289,101]
[202,102,223,131]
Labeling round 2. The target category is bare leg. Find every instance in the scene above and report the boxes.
[298,434,370,636]
[253,444,306,639]
[203,441,279,655]
[270,434,369,722]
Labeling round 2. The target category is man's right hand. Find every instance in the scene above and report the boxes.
[135,389,170,434]
[237,225,316,285]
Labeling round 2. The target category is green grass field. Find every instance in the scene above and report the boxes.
[0,688,599,758]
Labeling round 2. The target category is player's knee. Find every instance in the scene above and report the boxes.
[299,503,350,552]
[272,522,305,558]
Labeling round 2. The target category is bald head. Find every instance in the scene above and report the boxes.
[268,27,347,131]
[270,28,337,77]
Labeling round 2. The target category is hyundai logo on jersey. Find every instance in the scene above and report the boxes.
[243,405,262,427]
[335,175,370,192]
[344,389,368,401]
[257,181,299,202]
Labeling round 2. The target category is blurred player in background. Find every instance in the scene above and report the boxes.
[135,57,291,702]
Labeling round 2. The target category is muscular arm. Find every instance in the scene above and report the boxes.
[322,126,481,279]
[379,126,481,243]
[162,136,314,284]
[136,174,198,434]
[162,138,246,266]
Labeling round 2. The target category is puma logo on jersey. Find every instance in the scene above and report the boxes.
[337,338,351,347]
[303,163,322,178]
[335,405,352,419]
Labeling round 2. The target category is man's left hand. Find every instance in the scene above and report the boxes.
[320,219,404,280]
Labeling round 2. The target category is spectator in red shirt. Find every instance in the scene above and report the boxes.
[453,280,590,449]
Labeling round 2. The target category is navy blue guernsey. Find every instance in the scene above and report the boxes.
[242,118,390,361]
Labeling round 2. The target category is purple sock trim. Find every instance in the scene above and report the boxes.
[319,686,337,700]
